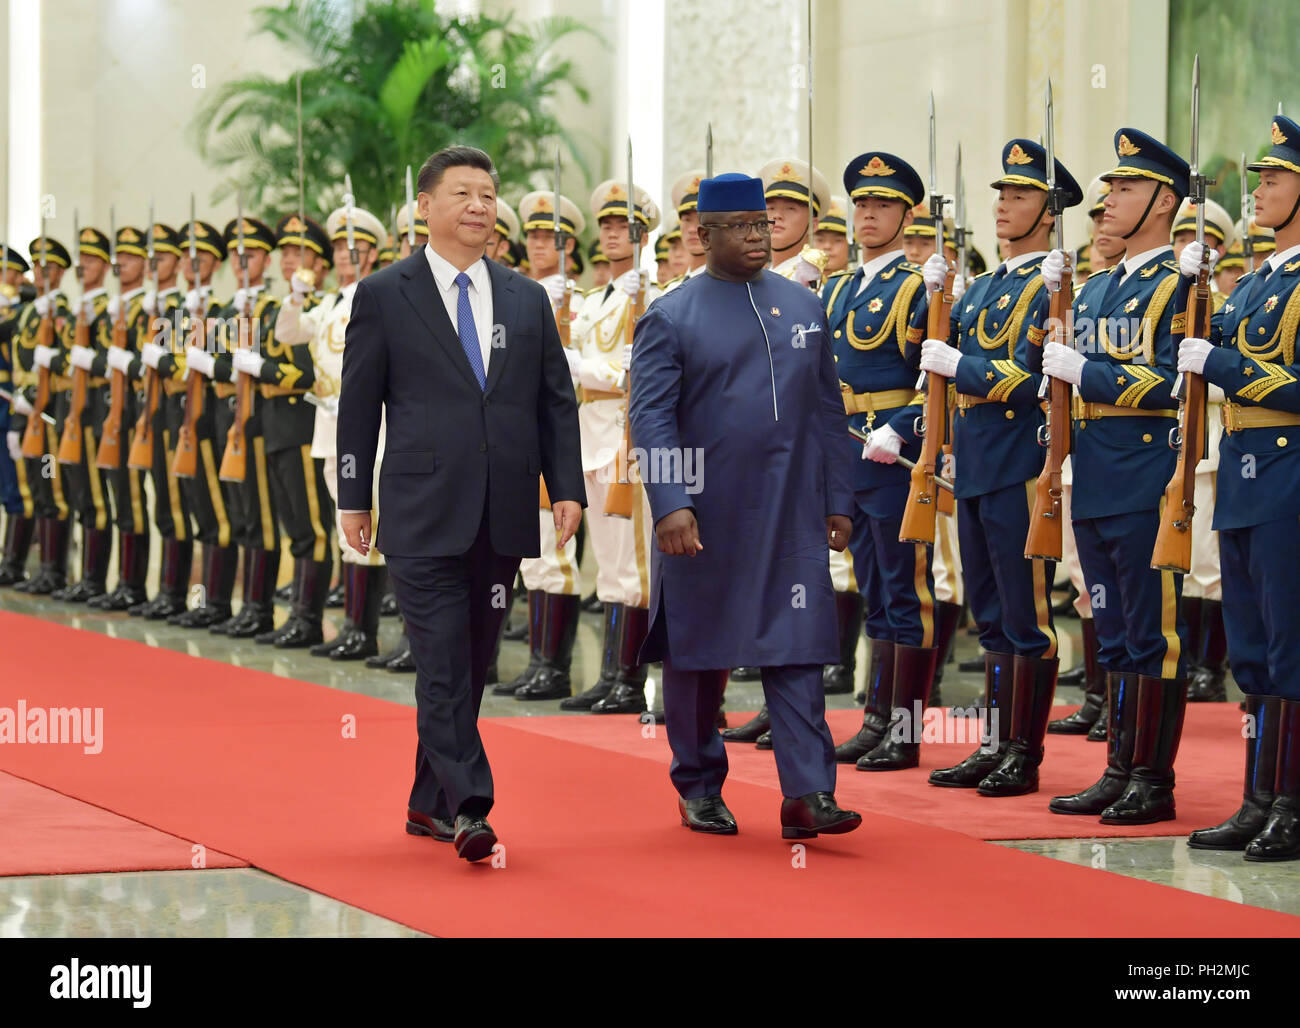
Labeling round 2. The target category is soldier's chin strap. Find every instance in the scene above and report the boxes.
[1275,184,1300,231]
[1009,194,1052,243]
[1121,180,1165,240]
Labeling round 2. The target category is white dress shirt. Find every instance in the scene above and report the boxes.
[855,248,905,295]
[1004,250,1048,275]
[424,242,494,376]
[1257,242,1300,278]
[1118,245,1169,282]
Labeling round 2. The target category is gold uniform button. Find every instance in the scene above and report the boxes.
[834,329,842,338]
[1279,436,1289,447]
[1142,432,1152,443]
[1004,410,1015,420]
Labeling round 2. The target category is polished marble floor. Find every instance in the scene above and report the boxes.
[6,559,1292,938]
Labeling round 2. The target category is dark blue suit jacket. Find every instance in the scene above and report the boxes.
[337,251,585,558]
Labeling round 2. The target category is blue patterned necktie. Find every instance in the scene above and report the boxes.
[454,271,486,390]
[1101,261,1126,310]
[1245,260,1274,312]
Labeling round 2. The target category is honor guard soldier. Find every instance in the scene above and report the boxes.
[277,203,387,659]
[564,180,660,715]
[127,222,193,618]
[664,219,687,279]
[187,215,281,638]
[653,224,674,286]
[375,239,396,271]
[88,224,154,611]
[588,239,611,289]
[1170,198,1235,702]
[240,213,335,648]
[489,190,586,702]
[1044,128,1190,824]
[488,199,519,265]
[902,213,953,267]
[8,236,74,594]
[50,225,114,603]
[276,213,330,292]
[668,169,709,287]
[1214,232,1246,295]
[1182,115,1300,861]
[1,243,33,584]
[821,152,939,772]
[169,220,237,630]
[395,200,428,259]
[813,195,852,276]
[759,157,832,287]
[919,139,1082,796]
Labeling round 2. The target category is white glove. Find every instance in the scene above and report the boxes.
[34,345,57,369]
[140,341,166,369]
[143,291,158,317]
[919,338,961,378]
[69,345,95,371]
[922,252,949,293]
[233,288,250,316]
[861,424,904,464]
[621,343,633,370]
[1178,336,1213,375]
[951,274,966,303]
[563,346,582,378]
[185,345,215,378]
[34,295,50,318]
[11,392,34,417]
[107,296,121,322]
[541,274,567,305]
[321,394,339,418]
[1180,242,1218,279]
[81,296,97,319]
[791,256,821,287]
[185,289,204,316]
[6,431,20,463]
[1042,341,1087,385]
[232,350,265,377]
[106,347,133,374]
[616,269,642,298]
[1040,249,1067,290]
[290,274,311,301]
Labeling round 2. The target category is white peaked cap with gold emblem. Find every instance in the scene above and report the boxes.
[518,192,585,237]
[758,158,832,217]
[590,180,661,232]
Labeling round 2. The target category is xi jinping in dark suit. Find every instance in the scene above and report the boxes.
[337,146,585,862]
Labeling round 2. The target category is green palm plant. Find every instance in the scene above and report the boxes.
[192,0,602,221]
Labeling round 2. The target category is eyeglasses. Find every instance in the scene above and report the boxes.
[702,219,774,237]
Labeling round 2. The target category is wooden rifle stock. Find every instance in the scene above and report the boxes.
[603,275,645,519]
[899,265,955,543]
[1025,258,1075,560]
[1151,264,1211,572]
[20,309,55,458]
[56,308,91,464]
[937,394,956,516]
[540,279,575,510]
[95,303,130,468]
[218,313,253,483]
[128,307,163,470]
[171,311,204,478]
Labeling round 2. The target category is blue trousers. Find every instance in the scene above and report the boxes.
[662,658,836,800]
[1073,509,1186,680]
[1220,517,1300,699]
[957,480,1057,658]
[849,483,936,645]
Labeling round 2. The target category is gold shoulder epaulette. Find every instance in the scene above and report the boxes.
[899,261,923,275]
[1161,259,1179,271]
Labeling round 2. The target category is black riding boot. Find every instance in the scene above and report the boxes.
[928,651,1014,787]
[562,601,622,710]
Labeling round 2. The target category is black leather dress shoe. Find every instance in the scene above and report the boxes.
[780,792,863,839]
[405,808,454,842]
[679,795,738,834]
[453,816,498,862]
[730,666,761,681]
[721,705,770,743]
[755,730,773,749]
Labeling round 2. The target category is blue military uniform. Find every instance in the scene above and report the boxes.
[926,139,1081,797]
[632,174,858,827]
[1050,127,1192,827]
[1185,116,1300,861]
[819,152,938,772]
[0,246,29,584]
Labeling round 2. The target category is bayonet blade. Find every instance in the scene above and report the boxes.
[296,73,306,231]
[344,172,357,266]
[706,123,713,179]
[1190,55,1201,176]
[73,208,81,282]
[927,93,937,199]
[806,0,814,234]
[553,145,563,254]
[1242,151,1255,273]
[626,135,639,245]
[404,165,415,246]
[109,205,118,275]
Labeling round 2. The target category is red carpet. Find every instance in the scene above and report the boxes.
[1,611,1295,937]
[0,770,246,876]
[504,703,1251,840]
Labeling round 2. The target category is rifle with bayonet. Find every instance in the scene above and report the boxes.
[128,198,161,470]
[540,145,572,510]
[1152,55,1211,573]
[97,206,131,469]
[218,193,253,483]
[1241,152,1255,274]
[603,137,646,520]
[21,208,57,458]
[900,94,955,545]
[172,196,204,478]
[935,145,965,518]
[57,210,94,465]
[1026,79,1074,561]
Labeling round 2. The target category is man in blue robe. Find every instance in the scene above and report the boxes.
[630,173,862,839]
